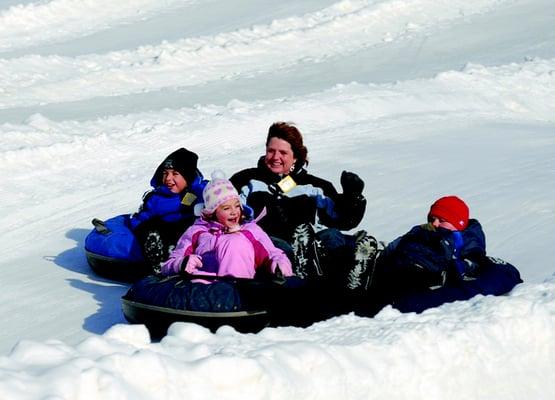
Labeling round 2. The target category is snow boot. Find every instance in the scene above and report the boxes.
[143,231,166,273]
[346,231,378,290]
[291,223,326,280]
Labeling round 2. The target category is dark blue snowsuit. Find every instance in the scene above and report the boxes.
[359,219,522,315]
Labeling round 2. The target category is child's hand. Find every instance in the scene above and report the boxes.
[271,260,287,276]
[269,260,286,284]
[184,254,203,274]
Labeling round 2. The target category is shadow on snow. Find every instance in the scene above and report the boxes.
[51,227,131,336]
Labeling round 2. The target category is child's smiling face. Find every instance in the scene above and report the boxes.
[215,198,242,231]
[162,169,188,193]
[428,215,458,231]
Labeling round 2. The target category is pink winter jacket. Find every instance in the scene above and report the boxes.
[161,218,293,279]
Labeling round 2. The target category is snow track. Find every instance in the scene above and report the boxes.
[0,0,195,52]
[0,4,554,394]
[0,0,514,108]
[2,56,553,193]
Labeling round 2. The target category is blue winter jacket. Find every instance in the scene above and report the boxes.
[129,172,206,232]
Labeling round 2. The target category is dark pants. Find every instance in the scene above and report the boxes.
[269,228,364,320]
[134,218,190,266]
[271,228,358,281]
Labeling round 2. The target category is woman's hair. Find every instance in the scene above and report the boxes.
[266,122,308,167]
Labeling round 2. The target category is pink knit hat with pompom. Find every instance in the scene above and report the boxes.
[200,170,241,216]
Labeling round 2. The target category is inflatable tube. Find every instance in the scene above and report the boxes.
[391,256,523,314]
[122,298,269,338]
[121,274,312,336]
[84,215,150,282]
[85,249,150,282]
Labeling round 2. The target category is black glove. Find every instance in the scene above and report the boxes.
[340,171,364,197]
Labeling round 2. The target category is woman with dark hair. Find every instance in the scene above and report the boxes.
[230,122,373,289]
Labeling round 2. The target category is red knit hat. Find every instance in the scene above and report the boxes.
[428,196,469,230]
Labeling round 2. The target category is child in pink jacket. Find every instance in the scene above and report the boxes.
[161,173,293,280]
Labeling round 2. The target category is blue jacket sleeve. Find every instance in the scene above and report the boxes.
[392,257,523,314]
[129,191,158,231]
[129,187,179,231]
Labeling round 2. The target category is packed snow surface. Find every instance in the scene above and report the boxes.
[0,0,554,399]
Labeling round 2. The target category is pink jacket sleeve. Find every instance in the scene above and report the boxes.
[246,223,293,276]
[160,224,203,276]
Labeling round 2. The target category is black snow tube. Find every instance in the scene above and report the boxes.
[122,297,270,338]
[121,274,286,337]
[85,249,150,282]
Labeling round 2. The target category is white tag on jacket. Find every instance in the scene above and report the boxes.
[277,176,297,193]
[181,192,197,206]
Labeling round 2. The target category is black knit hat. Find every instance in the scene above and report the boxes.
[152,148,199,186]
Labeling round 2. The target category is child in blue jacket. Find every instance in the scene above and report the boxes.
[130,148,206,271]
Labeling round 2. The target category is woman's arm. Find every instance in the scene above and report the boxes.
[313,172,367,230]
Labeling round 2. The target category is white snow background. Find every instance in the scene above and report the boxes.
[1,0,554,398]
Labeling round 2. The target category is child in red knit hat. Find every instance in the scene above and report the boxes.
[352,195,522,317]
[427,195,469,231]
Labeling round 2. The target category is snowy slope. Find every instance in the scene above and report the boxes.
[0,0,554,398]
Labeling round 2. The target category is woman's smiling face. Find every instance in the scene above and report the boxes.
[264,137,297,175]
